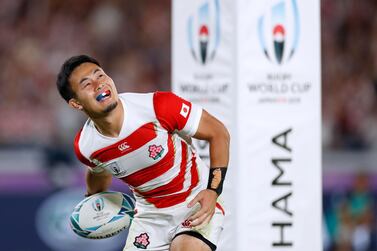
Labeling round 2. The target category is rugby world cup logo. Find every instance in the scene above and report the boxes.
[110,163,120,175]
[187,0,220,65]
[258,0,300,64]
[92,197,104,212]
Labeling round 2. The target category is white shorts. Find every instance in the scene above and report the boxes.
[123,196,225,251]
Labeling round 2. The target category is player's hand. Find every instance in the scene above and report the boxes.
[187,189,218,228]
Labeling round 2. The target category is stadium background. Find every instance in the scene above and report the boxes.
[0,0,376,250]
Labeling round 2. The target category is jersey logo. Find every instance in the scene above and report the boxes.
[133,233,150,249]
[148,145,164,160]
[110,162,120,174]
[181,219,192,228]
[118,142,130,152]
[107,162,127,177]
[180,103,190,118]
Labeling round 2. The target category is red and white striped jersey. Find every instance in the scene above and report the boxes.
[74,92,207,208]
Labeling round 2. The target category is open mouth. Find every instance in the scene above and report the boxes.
[96,90,111,102]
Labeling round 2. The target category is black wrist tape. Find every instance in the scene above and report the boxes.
[207,167,227,196]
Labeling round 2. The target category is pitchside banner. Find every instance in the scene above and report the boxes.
[173,0,321,251]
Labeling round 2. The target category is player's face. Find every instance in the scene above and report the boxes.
[68,62,119,117]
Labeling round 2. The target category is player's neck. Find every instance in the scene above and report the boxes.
[92,101,124,138]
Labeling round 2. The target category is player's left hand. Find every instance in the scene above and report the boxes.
[187,189,218,228]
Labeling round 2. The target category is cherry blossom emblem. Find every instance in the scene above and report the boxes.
[133,233,150,249]
[181,219,192,228]
[148,144,164,160]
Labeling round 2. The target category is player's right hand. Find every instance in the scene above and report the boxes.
[187,189,218,228]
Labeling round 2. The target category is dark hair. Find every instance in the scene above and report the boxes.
[56,55,101,102]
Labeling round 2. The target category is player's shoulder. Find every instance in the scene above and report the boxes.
[152,91,185,105]
[152,91,193,110]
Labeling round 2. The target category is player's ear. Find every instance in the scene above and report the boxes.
[69,98,83,110]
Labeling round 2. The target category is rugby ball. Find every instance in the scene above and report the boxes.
[70,191,135,239]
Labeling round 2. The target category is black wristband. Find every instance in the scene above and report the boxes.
[207,167,227,196]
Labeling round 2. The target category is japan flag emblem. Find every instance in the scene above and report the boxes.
[180,103,190,118]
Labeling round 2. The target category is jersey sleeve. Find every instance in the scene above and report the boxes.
[74,130,104,173]
[153,91,202,136]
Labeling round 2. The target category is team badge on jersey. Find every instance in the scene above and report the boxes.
[133,233,150,249]
[181,219,192,228]
[148,145,164,160]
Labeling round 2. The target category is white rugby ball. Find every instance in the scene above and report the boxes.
[70,191,135,239]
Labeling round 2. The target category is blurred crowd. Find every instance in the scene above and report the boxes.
[322,0,377,151]
[0,0,171,147]
[0,0,377,152]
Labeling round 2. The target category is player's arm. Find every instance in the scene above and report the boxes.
[188,110,230,227]
[193,109,230,171]
[85,169,113,197]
